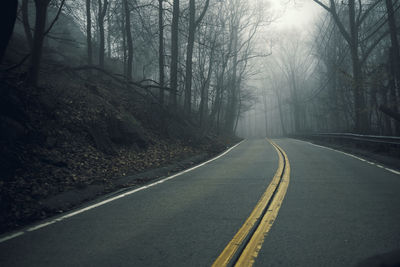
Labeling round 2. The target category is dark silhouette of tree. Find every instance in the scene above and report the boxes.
[183,0,210,114]
[28,0,52,86]
[0,0,18,64]
[169,0,179,109]
[158,0,164,105]
[98,0,108,68]
[124,0,133,81]
[86,0,93,66]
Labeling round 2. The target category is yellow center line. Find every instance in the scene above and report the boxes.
[212,139,290,267]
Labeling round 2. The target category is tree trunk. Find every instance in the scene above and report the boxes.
[107,6,111,58]
[28,0,51,86]
[385,0,400,134]
[349,0,368,133]
[98,0,108,68]
[385,0,400,96]
[119,4,127,76]
[158,0,164,105]
[277,94,286,136]
[233,80,242,134]
[210,71,224,129]
[262,89,268,137]
[169,0,179,108]
[124,0,133,81]
[224,25,239,134]
[381,86,392,135]
[183,0,209,114]
[21,0,33,50]
[86,0,92,66]
[0,0,18,63]
[183,0,196,114]
[314,0,369,133]
[199,44,215,128]
[290,70,301,133]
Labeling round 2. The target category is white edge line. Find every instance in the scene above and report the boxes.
[0,232,24,243]
[0,140,245,244]
[295,139,400,176]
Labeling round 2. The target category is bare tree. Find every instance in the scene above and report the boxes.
[169,0,179,108]
[0,0,18,64]
[21,0,33,50]
[28,0,52,86]
[86,0,93,66]
[124,0,133,80]
[158,0,164,105]
[97,0,108,68]
[384,0,400,133]
[183,0,210,114]
[313,0,387,133]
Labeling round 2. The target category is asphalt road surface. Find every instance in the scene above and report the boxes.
[0,138,399,266]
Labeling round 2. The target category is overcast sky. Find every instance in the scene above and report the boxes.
[269,0,322,29]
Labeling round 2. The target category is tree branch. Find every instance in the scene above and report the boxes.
[313,0,331,12]
[194,0,210,28]
[43,0,66,37]
[357,0,380,27]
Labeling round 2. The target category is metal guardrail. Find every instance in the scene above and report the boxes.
[291,133,400,146]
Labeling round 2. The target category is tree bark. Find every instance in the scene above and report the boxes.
[107,6,111,58]
[385,0,400,134]
[314,0,370,133]
[119,3,127,76]
[169,0,179,108]
[98,0,108,68]
[21,0,33,50]
[385,0,400,91]
[289,69,301,133]
[199,43,215,128]
[0,0,18,63]
[224,25,239,134]
[183,0,210,114]
[349,0,368,133]
[86,0,92,66]
[158,0,164,105]
[28,0,51,86]
[262,89,268,136]
[277,93,286,136]
[183,0,196,114]
[107,5,112,58]
[124,0,133,81]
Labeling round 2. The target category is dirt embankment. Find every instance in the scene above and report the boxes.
[0,71,240,234]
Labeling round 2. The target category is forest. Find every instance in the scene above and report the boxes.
[239,0,400,137]
[0,0,399,231]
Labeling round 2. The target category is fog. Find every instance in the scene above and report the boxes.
[2,0,400,139]
[236,0,322,138]
[236,0,400,138]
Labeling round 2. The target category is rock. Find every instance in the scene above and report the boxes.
[87,121,117,155]
[107,112,148,149]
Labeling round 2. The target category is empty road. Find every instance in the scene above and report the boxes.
[0,138,399,266]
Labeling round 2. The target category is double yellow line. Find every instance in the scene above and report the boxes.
[212,139,291,267]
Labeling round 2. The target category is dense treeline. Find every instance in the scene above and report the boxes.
[242,0,400,138]
[311,0,400,135]
[2,0,270,136]
[3,0,399,138]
